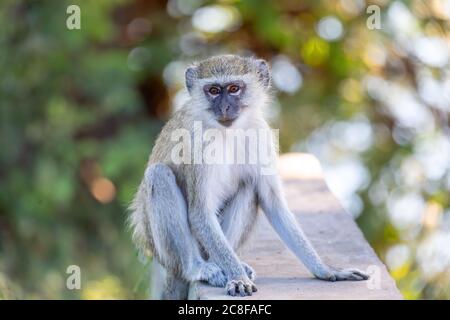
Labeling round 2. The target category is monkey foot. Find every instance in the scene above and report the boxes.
[318,266,370,282]
[226,278,257,297]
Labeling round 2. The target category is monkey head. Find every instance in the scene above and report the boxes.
[185,55,271,127]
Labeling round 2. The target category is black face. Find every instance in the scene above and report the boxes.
[203,80,246,127]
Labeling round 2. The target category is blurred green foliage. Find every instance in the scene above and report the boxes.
[1,0,449,299]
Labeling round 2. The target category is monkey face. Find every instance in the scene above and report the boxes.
[203,80,247,127]
[184,56,271,127]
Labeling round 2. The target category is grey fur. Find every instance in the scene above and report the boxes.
[129,55,368,299]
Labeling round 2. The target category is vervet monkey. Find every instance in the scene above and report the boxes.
[129,55,369,299]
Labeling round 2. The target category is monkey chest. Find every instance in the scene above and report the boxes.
[204,164,256,212]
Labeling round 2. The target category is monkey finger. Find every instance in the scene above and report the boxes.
[244,283,253,295]
[238,282,246,296]
[252,284,258,292]
[226,282,237,296]
[227,286,236,296]
[346,273,363,281]
[335,270,365,281]
[351,269,370,280]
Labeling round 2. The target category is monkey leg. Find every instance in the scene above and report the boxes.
[144,163,227,299]
[220,183,259,281]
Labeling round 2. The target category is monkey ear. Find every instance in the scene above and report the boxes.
[185,67,198,94]
[256,59,270,88]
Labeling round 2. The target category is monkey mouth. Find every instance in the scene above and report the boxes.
[218,118,236,127]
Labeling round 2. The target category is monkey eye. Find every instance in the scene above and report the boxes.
[228,84,240,94]
[208,86,221,96]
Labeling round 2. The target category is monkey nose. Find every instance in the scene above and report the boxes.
[222,105,231,115]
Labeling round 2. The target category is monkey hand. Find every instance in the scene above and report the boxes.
[226,276,257,297]
[316,266,369,281]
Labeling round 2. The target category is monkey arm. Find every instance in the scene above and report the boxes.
[257,175,370,282]
[257,175,334,279]
[189,209,248,280]
[189,209,258,295]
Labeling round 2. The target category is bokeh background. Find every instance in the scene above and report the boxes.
[1,0,450,299]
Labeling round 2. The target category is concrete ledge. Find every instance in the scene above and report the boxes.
[189,153,402,300]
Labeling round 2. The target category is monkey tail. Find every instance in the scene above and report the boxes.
[127,183,154,263]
